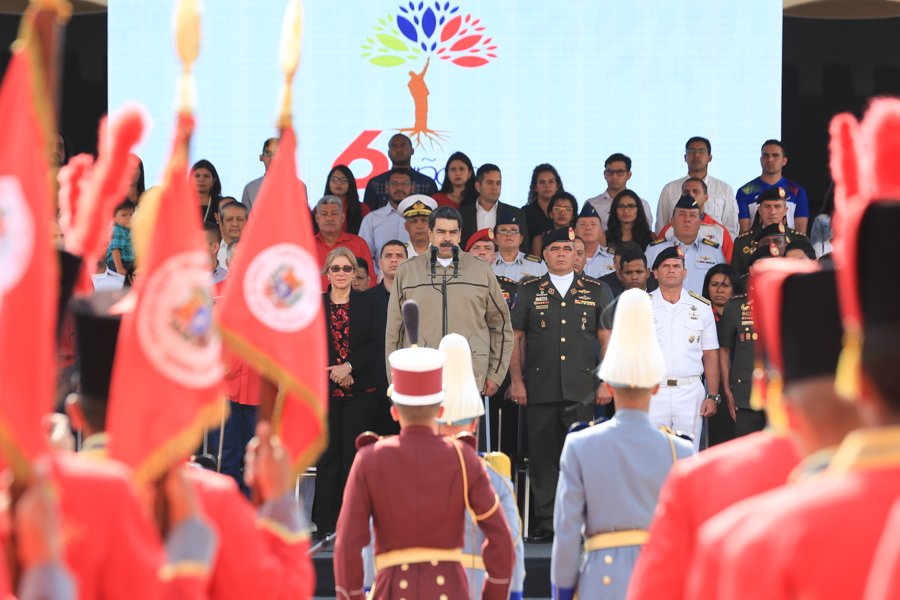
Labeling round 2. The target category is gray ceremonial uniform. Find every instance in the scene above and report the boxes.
[645,236,726,296]
[551,410,693,600]
[493,251,547,281]
[463,457,526,599]
[583,245,616,279]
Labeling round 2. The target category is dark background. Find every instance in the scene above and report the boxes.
[1,14,897,219]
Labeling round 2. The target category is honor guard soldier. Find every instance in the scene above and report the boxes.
[687,102,900,600]
[334,302,514,600]
[645,195,726,295]
[492,212,546,281]
[731,186,813,276]
[551,290,693,600]
[865,498,900,599]
[509,227,613,542]
[436,333,526,600]
[66,290,315,600]
[647,246,721,451]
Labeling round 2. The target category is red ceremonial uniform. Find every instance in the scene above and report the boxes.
[333,426,514,600]
[627,431,800,600]
[186,467,314,600]
[694,428,900,600]
[865,497,900,599]
[51,451,176,600]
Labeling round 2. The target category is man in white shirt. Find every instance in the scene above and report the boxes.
[358,168,412,269]
[240,137,307,211]
[648,246,721,451]
[460,163,528,252]
[657,137,738,237]
[585,153,654,230]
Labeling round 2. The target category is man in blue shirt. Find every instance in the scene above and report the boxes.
[736,139,809,234]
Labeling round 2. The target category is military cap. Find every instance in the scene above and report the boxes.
[755,222,787,241]
[577,202,601,220]
[598,288,667,388]
[757,186,787,203]
[749,242,781,267]
[673,194,701,212]
[651,245,685,270]
[436,333,484,425]
[542,226,576,248]
[779,268,843,383]
[494,211,522,233]
[398,194,436,218]
[465,227,495,252]
[69,290,127,400]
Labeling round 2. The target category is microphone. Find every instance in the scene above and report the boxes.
[430,245,438,277]
[451,245,460,277]
[402,300,420,347]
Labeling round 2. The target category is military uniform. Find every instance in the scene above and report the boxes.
[645,236,725,296]
[717,294,766,436]
[496,275,518,309]
[463,453,526,600]
[730,226,811,276]
[865,498,900,599]
[628,432,800,600]
[511,271,612,534]
[551,411,692,600]
[493,251,547,281]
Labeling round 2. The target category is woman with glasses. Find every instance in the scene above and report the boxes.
[531,190,578,256]
[320,165,370,234]
[314,247,380,539]
[606,189,654,252]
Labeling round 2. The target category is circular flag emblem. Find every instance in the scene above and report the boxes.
[243,243,321,332]
[136,250,223,388]
[0,177,35,298]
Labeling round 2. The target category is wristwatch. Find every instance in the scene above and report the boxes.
[706,394,722,405]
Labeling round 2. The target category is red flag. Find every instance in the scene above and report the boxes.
[217,127,327,475]
[106,114,224,485]
[0,12,59,479]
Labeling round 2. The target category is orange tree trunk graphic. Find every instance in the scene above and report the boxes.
[361,3,497,148]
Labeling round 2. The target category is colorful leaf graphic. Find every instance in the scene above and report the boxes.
[441,14,461,41]
[370,55,407,67]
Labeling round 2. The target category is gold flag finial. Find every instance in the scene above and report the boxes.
[277,0,303,130]
[174,0,201,113]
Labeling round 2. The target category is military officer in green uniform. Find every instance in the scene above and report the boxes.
[732,186,813,276]
[509,226,613,542]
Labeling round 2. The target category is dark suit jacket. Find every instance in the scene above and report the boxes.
[364,281,391,393]
[459,201,529,253]
[323,290,380,393]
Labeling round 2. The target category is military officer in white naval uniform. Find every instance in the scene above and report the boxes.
[648,245,721,451]
[645,194,726,295]
[550,289,694,600]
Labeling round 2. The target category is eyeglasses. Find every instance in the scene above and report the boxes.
[329,265,355,273]
[604,169,628,176]
[617,204,638,210]
[330,176,349,184]
[495,228,520,236]
[552,206,574,213]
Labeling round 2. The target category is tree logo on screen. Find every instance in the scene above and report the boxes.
[361,2,497,148]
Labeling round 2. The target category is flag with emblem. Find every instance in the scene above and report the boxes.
[216,125,327,475]
[0,2,67,479]
[106,112,225,484]
[217,0,326,475]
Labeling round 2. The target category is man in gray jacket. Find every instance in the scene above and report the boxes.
[385,206,513,396]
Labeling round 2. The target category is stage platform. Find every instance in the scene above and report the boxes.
[312,540,553,599]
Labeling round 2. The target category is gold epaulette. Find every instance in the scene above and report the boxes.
[689,290,711,305]
[701,238,721,248]
[648,237,668,246]
[524,254,542,262]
